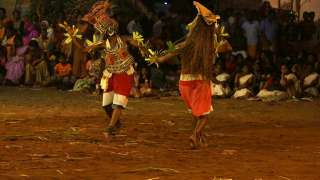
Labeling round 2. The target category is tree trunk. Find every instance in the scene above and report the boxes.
[290,0,294,10]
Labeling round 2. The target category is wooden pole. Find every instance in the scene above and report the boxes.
[296,0,301,20]
[278,0,281,9]
[14,0,18,10]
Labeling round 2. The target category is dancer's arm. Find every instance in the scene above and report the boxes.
[84,41,104,53]
[72,37,83,49]
[158,52,178,63]
[158,41,185,63]
[120,35,149,57]
[121,35,139,47]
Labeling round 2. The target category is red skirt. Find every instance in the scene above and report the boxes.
[179,80,213,117]
[106,73,134,97]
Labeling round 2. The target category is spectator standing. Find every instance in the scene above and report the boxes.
[127,16,143,34]
[260,10,279,52]
[22,16,39,46]
[11,10,24,38]
[299,12,316,41]
[299,12,316,53]
[242,11,260,60]
[229,13,247,56]
[152,12,165,38]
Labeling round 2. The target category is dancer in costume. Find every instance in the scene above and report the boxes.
[154,1,229,148]
[82,1,139,139]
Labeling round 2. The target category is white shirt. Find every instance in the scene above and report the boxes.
[242,20,260,45]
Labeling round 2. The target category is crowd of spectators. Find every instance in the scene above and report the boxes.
[0,1,319,101]
[213,1,320,100]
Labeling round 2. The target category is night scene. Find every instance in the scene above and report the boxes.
[0,0,320,179]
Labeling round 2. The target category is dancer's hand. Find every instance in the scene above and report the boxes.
[145,56,159,68]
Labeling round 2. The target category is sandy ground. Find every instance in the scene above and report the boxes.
[0,86,320,180]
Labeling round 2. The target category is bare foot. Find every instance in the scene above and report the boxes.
[115,120,122,129]
[189,134,198,149]
[103,132,109,138]
[199,133,208,148]
[103,126,116,141]
[103,132,111,142]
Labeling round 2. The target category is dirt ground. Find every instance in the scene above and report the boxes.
[0,87,320,180]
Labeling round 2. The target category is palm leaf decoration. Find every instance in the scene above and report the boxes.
[145,49,163,68]
[85,34,104,52]
[132,32,145,46]
[132,31,152,59]
[164,41,176,53]
[132,32,178,67]
[145,41,177,67]
[59,22,82,45]
[213,25,231,54]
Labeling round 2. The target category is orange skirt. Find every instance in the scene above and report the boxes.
[179,80,213,117]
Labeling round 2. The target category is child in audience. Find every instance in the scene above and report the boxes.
[54,54,72,90]
[73,53,102,93]
[139,67,152,96]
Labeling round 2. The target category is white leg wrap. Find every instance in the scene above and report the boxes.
[102,92,128,108]
[113,93,129,108]
[102,91,114,106]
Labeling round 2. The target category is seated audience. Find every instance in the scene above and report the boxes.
[212,64,232,98]
[24,40,50,87]
[4,40,27,85]
[302,64,319,97]
[233,64,254,99]
[280,64,301,98]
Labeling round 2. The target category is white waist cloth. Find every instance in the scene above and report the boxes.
[233,88,252,99]
[239,74,253,86]
[257,89,288,102]
[216,73,230,82]
[211,83,231,97]
[180,74,203,81]
[304,73,319,86]
[285,73,298,81]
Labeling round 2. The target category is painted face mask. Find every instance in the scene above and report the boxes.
[106,19,118,37]
[107,27,116,36]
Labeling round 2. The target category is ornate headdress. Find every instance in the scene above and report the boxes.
[82,1,110,23]
[188,1,220,30]
[82,0,118,35]
[193,1,220,25]
[188,1,231,54]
